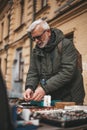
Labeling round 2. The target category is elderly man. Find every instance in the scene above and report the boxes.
[24,19,85,104]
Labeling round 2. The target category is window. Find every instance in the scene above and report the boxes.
[14,0,25,30]
[34,0,48,13]
[7,15,11,37]
[19,52,24,81]
[42,0,47,8]
[1,22,4,42]
[14,48,24,82]
[20,0,24,24]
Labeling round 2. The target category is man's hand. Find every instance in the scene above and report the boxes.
[31,85,46,101]
[23,88,33,101]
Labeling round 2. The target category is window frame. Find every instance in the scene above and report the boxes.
[14,48,24,82]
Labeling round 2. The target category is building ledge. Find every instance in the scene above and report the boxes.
[35,4,50,17]
[14,23,25,32]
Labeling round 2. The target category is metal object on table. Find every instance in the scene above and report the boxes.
[35,108,87,128]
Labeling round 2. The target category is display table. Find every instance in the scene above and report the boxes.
[14,101,87,130]
[38,123,87,130]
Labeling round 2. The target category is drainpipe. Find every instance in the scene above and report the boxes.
[29,0,35,61]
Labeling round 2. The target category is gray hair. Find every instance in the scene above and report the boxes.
[27,19,50,32]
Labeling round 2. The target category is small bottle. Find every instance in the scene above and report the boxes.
[43,95,51,107]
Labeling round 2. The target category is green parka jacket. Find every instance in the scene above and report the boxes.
[25,28,85,104]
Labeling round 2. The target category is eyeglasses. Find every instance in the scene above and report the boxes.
[30,30,46,41]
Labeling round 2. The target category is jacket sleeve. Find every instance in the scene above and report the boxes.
[43,38,77,94]
[25,52,39,91]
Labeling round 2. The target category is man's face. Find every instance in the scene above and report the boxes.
[31,25,51,48]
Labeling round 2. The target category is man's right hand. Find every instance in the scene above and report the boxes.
[23,88,34,101]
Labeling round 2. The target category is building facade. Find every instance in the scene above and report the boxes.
[0,0,87,103]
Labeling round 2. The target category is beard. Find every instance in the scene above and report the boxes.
[38,34,49,48]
